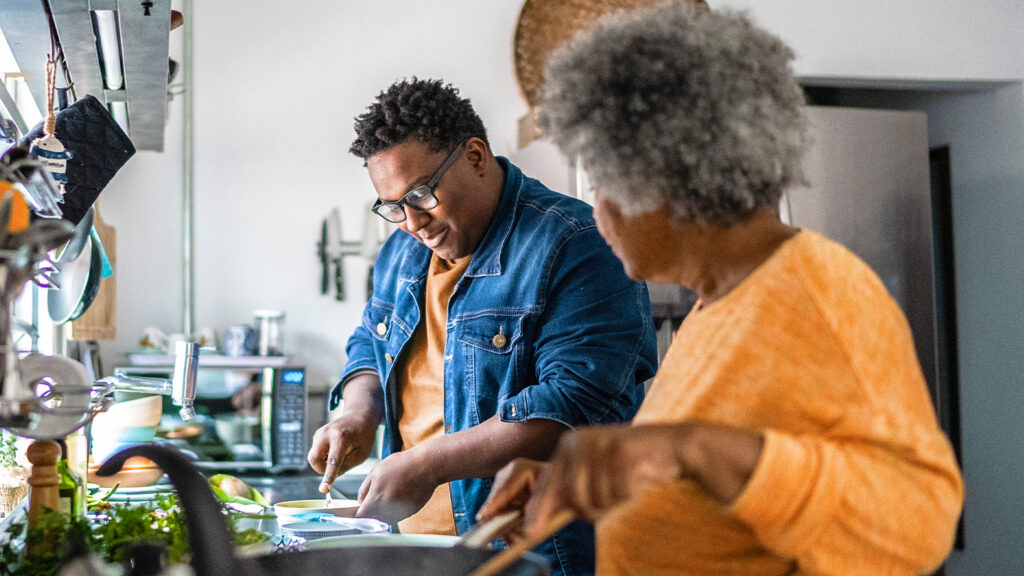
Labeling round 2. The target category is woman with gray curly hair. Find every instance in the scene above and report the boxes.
[479,3,963,575]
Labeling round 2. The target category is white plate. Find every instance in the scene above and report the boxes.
[305,533,461,550]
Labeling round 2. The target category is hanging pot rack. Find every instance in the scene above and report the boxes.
[0,0,172,152]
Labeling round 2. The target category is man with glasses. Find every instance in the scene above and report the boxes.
[308,78,656,576]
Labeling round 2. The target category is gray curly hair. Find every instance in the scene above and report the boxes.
[539,1,809,226]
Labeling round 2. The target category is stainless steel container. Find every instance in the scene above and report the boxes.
[254,310,285,356]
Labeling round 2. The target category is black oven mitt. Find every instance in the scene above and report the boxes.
[20,94,136,226]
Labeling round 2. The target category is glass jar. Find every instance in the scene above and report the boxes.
[253,310,286,356]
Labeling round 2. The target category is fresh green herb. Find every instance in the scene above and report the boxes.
[0,508,91,576]
[90,493,190,565]
[0,431,19,469]
[85,483,120,512]
[0,493,269,576]
[233,527,271,547]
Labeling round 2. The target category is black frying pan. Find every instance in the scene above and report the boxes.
[241,544,545,575]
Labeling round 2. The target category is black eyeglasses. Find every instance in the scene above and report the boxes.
[371,143,463,223]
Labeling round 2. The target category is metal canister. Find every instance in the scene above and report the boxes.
[254,310,285,356]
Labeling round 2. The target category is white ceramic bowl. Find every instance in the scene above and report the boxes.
[94,395,162,428]
[91,395,163,462]
[273,498,361,525]
[87,456,163,488]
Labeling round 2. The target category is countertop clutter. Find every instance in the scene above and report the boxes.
[0,458,374,573]
[93,471,364,511]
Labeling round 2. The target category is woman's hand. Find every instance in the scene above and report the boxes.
[521,423,764,539]
[477,457,547,542]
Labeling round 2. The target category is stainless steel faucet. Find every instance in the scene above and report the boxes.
[98,341,203,421]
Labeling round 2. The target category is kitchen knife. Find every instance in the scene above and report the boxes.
[327,208,345,301]
[317,218,329,295]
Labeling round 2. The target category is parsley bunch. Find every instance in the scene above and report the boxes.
[0,492,268,576]
[0,431,19,469]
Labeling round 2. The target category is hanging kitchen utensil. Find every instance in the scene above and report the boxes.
[68,206,117,340]
[317,217,329,295]
[327,207,344,301]
[29,57,72,193]
[47,207,99,324]
[20,95,136,227]
[360,202,391,301]
[72,238,103,320]
[0,144,64,219]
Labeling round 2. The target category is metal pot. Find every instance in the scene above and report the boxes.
[98,445,549,576]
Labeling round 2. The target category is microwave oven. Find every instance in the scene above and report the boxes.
[113,358,307,473]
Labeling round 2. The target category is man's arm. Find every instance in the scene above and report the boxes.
[308,372,384,492]
[510,226,656,428]
[356,416,568,523]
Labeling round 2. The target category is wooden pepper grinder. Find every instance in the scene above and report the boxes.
[25,439,61,552]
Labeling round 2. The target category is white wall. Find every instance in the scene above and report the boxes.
[726,0,1024,81]
[101,0,531,391]
[101,0,1024,385]
[96,2,1024,572]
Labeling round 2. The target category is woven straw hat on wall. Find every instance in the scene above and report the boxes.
[512,0,705,146]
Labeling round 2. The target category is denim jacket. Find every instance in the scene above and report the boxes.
[331,158,657,576]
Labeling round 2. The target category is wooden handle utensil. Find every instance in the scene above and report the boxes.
[467,509,576,576]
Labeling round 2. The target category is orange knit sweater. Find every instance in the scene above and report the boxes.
[596,230,963,576]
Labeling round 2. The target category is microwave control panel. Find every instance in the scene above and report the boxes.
[270,367,307,470]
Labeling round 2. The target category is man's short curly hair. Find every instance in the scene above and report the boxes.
[540,2,809,226]
[350,77,489,161]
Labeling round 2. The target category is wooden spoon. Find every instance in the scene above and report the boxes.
[467,509,576,576]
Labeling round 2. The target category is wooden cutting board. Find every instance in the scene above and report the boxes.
[68,206,116,340]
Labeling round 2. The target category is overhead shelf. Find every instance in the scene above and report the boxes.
[0,0,172,151]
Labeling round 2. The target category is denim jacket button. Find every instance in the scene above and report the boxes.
[376,322,387,336]
[385,353,394,363]
[492,326,507,348]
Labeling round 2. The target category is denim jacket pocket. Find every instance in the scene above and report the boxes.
[457,313,525,354]
[362,299,394,342]
[457,313,529,419]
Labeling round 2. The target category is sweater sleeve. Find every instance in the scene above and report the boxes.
[730,428,963,576]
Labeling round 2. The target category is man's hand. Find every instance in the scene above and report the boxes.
[355,448,438,524]
[308,411,379,492]
[307,373,384,493]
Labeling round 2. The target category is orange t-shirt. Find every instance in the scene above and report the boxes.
[597,230,963,576]
[395,253,471,535]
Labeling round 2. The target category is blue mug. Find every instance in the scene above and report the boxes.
[223,325,256,357]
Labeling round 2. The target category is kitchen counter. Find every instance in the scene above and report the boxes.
[237,470,365,503]
[100,466,371,506]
